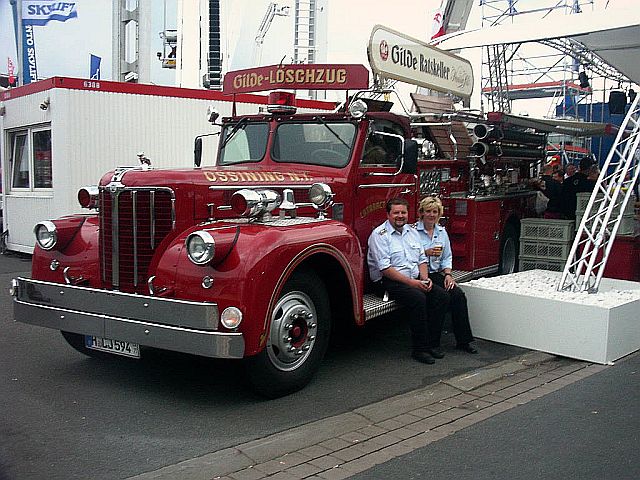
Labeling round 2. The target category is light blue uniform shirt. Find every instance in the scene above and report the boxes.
[415,220,453,273]
[367,220,427,283]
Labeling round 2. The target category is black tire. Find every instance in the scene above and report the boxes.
[499,223,519,275]
[245,270,331,398]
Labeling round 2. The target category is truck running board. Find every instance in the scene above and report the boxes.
[363,270,474,321]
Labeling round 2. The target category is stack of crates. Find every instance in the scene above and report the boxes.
[518,218,575,272]
[575,192,638,235]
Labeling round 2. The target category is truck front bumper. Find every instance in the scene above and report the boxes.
[11,277,244,359]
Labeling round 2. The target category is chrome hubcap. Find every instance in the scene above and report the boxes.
[268,291,317,371]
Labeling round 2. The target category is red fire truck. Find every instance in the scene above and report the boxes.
[12,55,553,397]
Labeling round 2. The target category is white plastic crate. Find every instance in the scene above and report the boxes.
[519,239,572,261]
[518,256,565,272]
[576,212,638,236]
[520,218,575,242]
[576,192,635,217]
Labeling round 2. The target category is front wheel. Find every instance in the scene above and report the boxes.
[245,270,331,398]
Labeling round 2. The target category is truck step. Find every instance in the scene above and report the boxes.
[363,270,473,321]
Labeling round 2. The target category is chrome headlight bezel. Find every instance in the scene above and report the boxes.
[348,99,368,119]
[220,306,243,329]
[309,183,334,210]
[34,221,57,250]
[185,231,216,265]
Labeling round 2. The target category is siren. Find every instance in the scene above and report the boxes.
[267,91,297,114]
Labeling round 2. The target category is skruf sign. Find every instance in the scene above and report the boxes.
[368,25,474,98]
[223,64,369,94]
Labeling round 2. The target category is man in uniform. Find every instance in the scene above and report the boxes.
[367,198,449,364]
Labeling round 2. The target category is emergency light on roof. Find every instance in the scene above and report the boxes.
[267,91,297,114]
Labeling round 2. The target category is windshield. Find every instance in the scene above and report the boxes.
[272,121,356,168]
[218,122,269,165]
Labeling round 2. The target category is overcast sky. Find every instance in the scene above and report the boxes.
[0,0,634,113]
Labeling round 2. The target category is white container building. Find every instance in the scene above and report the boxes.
[0,77,333,253]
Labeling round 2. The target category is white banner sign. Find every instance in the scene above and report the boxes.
[22,1,78,26]
[368,25,474,98]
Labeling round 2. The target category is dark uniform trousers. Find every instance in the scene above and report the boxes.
[430,272,474,346]
[381,277,449,352]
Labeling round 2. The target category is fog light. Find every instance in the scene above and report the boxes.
[221,306,243,329]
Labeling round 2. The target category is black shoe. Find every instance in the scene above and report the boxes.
[427,347,445,359]
[456,343,478,354]
[411,351,435,364]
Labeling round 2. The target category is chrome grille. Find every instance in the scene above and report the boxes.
[100,187,175,293]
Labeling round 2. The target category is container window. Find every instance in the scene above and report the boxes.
[10,132,29,189]
[8,127,52,191]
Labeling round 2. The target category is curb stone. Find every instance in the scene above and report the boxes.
[127,351,567,480]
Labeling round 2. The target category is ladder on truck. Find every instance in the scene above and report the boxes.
[558,94,640,293]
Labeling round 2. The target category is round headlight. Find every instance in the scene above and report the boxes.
[186,231,215,265]
[309,183,334,209]
[220,306,243,329]
[348,99,368,119]
[34,221,57,250]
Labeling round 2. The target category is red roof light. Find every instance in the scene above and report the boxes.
[267,91,297,114]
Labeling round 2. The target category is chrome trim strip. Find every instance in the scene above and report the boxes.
[209,184,314,190]
[132,190,138,286]
[358,183,415,189]
[150,190,156,249]
[100,191,106,283]
[13,277,220,330]
[111,190,120,287]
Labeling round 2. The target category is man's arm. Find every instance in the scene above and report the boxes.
[382,264,431,291]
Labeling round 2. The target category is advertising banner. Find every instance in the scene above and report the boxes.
[20,1,79,85]
[21,24,38,84]
[223,64,369,94]
[8,57,16,85]
[22,1,78,26]
[90,54,101,80]
[368,25,473,98]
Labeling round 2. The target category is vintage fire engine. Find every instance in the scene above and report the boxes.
[12,34,550,397]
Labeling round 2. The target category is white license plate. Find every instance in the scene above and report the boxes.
[85,335,141,358]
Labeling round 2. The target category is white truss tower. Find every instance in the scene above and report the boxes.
[558,95,640,292]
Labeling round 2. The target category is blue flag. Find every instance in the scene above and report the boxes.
[90,54,101,80]
[22,24,38,84]
[22,1,78,26]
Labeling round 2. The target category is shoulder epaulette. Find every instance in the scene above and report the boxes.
[378,228,387,235]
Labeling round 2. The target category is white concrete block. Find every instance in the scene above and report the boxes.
[460,270,640,364]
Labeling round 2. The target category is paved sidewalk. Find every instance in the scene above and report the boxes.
[128,351,607,480]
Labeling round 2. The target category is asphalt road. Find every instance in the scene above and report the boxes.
[352,351,640,480]
[0,251,526,480]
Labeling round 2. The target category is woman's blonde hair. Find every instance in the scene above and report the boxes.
[419,196,443,221]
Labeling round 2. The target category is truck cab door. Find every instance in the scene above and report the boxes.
[353,120,418,248]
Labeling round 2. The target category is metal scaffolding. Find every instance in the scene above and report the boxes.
[480,0,595,118]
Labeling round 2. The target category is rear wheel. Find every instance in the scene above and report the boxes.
[499,224,519,274]
[245,270,331,398]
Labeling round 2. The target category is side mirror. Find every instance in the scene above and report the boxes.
[194,136,203,167]
[401,139,418,174]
